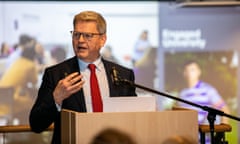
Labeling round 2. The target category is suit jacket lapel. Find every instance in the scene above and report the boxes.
[102,58,119,97]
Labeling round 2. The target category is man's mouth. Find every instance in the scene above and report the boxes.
[77,46,87,50]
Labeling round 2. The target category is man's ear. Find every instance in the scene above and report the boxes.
[100,34,107,47]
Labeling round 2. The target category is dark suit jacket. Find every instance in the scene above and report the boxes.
[29,56,136,144]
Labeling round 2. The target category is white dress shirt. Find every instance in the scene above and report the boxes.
[78,57,110,112]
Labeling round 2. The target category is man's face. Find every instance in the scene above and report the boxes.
[183,63,201,82]
[72,21,106,62]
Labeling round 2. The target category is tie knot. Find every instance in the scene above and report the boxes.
[88,64,96,71]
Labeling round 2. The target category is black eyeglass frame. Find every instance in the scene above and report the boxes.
[70,31,104,40]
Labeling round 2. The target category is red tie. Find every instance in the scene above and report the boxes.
[88,64,103,112]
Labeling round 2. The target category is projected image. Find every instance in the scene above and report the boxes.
[0,1,158,143]
[0,0,158,123]
[164,51,238,142]
[158,3,240,143]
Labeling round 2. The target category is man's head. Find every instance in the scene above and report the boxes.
[71,11,107,62]
[183,60,202,85]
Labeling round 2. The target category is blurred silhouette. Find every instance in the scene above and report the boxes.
[134,47,157,92]
[0,42,11,77]
[35,43,45,64]
[101,45,118,63]
[5,34,35,70]
[50,46,67,65]
[0,43,38,124]
[0,42,11,58]
[90,128,136,144]
[132,30,151,66]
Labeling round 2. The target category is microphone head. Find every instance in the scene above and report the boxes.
[112,67,120,85]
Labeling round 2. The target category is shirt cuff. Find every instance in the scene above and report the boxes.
[55,103,62,112]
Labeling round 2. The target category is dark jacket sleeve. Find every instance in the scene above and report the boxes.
[29,68,59,133]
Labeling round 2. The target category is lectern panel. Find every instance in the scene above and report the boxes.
[61,109,198,144]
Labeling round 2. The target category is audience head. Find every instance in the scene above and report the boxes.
[21,43,37,61]
[19,34,35,47]
[90,128,136,144]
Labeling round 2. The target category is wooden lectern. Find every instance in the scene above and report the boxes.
[61,109,198,144]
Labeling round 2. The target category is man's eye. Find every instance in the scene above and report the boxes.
[73,33,80,37]
[85,34,93,38]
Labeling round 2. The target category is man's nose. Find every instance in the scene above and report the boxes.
[78,34,85,41]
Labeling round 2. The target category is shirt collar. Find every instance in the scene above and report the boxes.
[78,57,102,71]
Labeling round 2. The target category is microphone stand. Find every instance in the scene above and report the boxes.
[117,78,240,144]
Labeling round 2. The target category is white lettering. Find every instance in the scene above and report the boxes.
[162,29,206,49]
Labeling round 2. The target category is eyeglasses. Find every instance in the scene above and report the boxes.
[70,31,103,41]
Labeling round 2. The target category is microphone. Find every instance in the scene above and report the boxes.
[111,67,135,87]
[112,67,120,85]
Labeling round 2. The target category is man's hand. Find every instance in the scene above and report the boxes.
[53,72,84,105]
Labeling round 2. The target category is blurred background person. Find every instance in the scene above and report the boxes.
[34,42,46,74]
[177,60,230,125]
[0,42,11,58]
[0,43,38,124]
[5,34,35,70]
[49,46,67,65]
[90,128,136,144]
[132,30,151,66]
[0,42,11,77]
[101,45,118,63]
[133,47,157,94]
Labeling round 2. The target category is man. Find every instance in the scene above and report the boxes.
[29,11,136,144]
[178,60,230,124]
